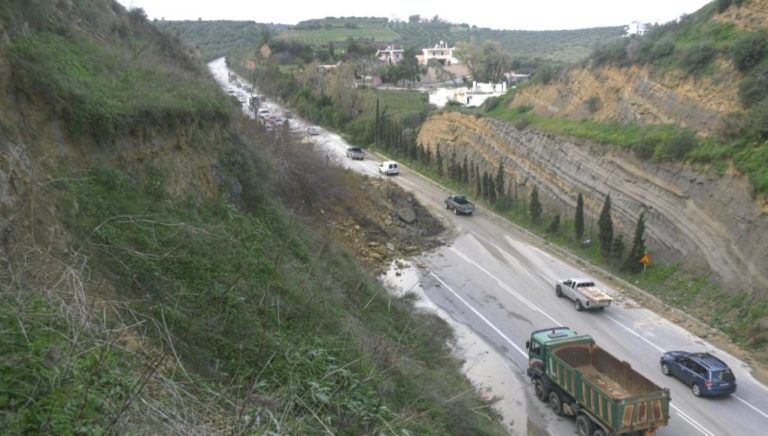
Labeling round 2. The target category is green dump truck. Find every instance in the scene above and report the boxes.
[526,327,670,436]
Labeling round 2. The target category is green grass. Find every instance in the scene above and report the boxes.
[278,25,400,45]
[0,295,132,433]
[57,165,504,434]
[9,32,230,141]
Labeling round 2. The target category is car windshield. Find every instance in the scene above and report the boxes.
[454,196,467,203]
[711,369,735,382]
[349,148,361,152]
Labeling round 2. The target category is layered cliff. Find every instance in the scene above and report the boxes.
[417,112,768,292]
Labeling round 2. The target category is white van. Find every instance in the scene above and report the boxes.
[379,161,399,175]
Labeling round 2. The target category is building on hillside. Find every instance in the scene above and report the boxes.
[505,71,531,84]
[376,45,404,64]
[419,41,459,66]
[429,81,507,108]
[626,21,648,35]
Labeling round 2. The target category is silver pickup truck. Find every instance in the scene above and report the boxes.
[555,278,612,311]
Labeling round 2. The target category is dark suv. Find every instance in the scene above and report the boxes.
[660,351,736,397]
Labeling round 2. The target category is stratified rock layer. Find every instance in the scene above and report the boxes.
[418,112,768,292]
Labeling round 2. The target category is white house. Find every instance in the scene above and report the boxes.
[419,41,459,66]
[376,45,404,64]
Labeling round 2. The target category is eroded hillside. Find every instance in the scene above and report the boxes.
[417,112,768,293]
[511,63,739,135]
[511,0,768,135]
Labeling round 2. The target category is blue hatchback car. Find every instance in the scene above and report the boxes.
[660,351,736,397]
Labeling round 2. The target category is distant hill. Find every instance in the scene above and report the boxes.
[157,17,625,65]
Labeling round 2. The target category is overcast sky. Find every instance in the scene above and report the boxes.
[116,0,713,31]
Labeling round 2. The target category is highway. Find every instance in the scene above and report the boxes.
[211,57,768,436]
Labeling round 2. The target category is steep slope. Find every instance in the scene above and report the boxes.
[418,112,768,292]
[512,63,739,135]
[511,0,768,136]
[0,1,505,434]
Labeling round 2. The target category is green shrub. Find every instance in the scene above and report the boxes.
[662,130,698,159]
[632,141,656,160]
[731,32,768,71]
[679,42,717,75]
[586,96,601,114]
[739,65,768,108]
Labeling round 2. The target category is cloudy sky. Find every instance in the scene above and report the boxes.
[116,0,713,31]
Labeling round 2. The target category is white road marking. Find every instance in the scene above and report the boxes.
[733,394,768,419]
[449,246,560,324]
[428,271,527,358]
[672,405,715,436]
[452,241,768,422]
[445,246,723,435]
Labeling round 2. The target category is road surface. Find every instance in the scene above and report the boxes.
[210,57,768,436]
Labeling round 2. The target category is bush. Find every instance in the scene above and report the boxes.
[662,130,698,159]
[679,43,717,75]
[738,65,768,107]
[648,36,676,62]
[731,32,768,72]
[591,38,630,67]
[586,96,601,114]
[632,141,656,160]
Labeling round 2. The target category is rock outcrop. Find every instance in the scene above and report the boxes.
[511,64,739,136]
[418,112,768,292]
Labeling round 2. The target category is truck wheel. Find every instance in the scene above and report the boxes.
[548,391,563,416]
[592,429,606,436]
[575,300,584,311]
[576,414,593,436]
[555,285,563,297]
[534,379,548,402]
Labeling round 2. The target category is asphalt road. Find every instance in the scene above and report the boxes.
[211,58,768,436]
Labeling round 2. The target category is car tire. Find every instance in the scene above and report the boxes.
[446,203,450,209]
[576,300,584,312]
[692,383,702,397]
[661,363,671,376]
[454,208,458,215]
[555,285,563,297]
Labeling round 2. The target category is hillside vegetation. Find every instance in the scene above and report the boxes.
[0,0,504,433]
[506,0,768,194]
[158,17,625,67]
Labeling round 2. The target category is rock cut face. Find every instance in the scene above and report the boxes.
[418,112,768,292]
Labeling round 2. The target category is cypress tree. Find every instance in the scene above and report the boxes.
[495,161,505,199]
[436,148,443,177]
[598,194,613,258]
[476,167,482,197]
[623,212,647,273]
[611,236,625,264]
[547,214,561,233]
[374,99,380,146]
[482,172,490,199]
[462,156,469,184]
[575,193,585,241]
[489,178,497,203]
[530,186,542,223]
[449,151,457,181]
